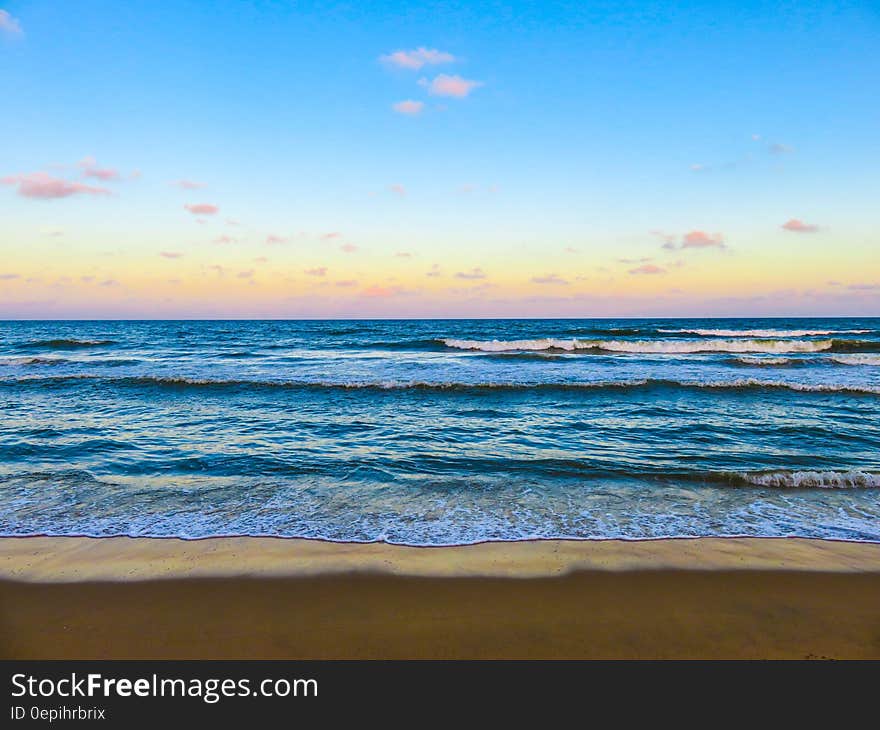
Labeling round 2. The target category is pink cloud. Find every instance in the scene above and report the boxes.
[681,230,725,249]
[0,273,19,280]
[392,100,425,115]
[629,264,666,275]
[172,180,206,190]
[781,219,820,233]
[237,270,254,279]
[213,235,234,244]
[420,74,482,98]
[531,274,568,285]
[455,267,487,280]
[361,285,398,298]
[159,251,183,259]
[0,10,22,35]
[381,47,455,70]
[305,267,327,277]
[79,158,120,181]
[321,232,341,240]
[341,243,358,253]
[1,172,110,199]
[185,203,218,215]
[335,280,358,288]
[389,184,406,196]
[266,234,288,244]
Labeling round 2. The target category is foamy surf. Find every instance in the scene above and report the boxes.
[736,470,880,489]
[831,354,880,366]
[442,337,836,354]
[659,328,871,337]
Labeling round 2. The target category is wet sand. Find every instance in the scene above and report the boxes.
[1,536,879,659]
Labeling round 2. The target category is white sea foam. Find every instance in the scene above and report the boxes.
[831,354,880,366]
[734,356,792,366]
[738,470,880,488]
[658,328,871,337]
[443,337,836,354]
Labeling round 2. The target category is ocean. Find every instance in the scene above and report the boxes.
[1,318,878,544]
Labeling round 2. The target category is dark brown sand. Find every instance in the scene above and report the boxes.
[2,570,880,659]
[1,537,879,659]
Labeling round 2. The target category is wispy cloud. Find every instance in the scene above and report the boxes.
[341,243,358,253]
[335,279,358,288]
[213,235,235,244]
[361,285,410,298]
[629,264,666,275]
[172,180,206,190]
[266,234,288,244]
[237,270,254,279]
[381,47,455,70]
[781,218,819,233]
[1,172,110,199]
[420,74,482,98]
[0,273,19,280]
[305,267,327,277]
[79,157,120,181]
[658,230,725,251]
[0,10,22,35]
[426,264,441,277]
[159,251,183,259]
[392,100,425,115]
[768,142,794,155]
[389,184,406,196]
[455,267,487,280]
[531,274,568,285]
[321,232,341,240]
[185,203,219,215]
[395,251,412,258]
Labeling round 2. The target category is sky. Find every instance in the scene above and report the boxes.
[1,0,879,318]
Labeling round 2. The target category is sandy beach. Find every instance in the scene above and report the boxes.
[1,536,879,659]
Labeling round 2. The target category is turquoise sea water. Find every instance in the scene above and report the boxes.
[1,318,879,544]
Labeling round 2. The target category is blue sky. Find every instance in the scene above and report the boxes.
[1,0,879,317]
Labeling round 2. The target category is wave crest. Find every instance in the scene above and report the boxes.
[19,338,115,350]
[659,328,872,337]
[735,470,880,489]
[442,337,838,354]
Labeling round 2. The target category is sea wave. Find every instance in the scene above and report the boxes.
[3,374,878,395]
[731,356,793,367]
[18,338,116,350]
[443,337,880,354]
[0,356,140,367]
[442,337,841,354]
[732,470,880,489]
[658,328,872,337]
[831,354,880,366]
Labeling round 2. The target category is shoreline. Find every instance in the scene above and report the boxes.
[2,535,880,582]
[2,536,879,659]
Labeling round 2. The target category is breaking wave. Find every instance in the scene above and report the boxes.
[3,374,878,395]
[658,328,872,337]
[442,337,841,354]
[732,470,880,489]
[18,338,116,350]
